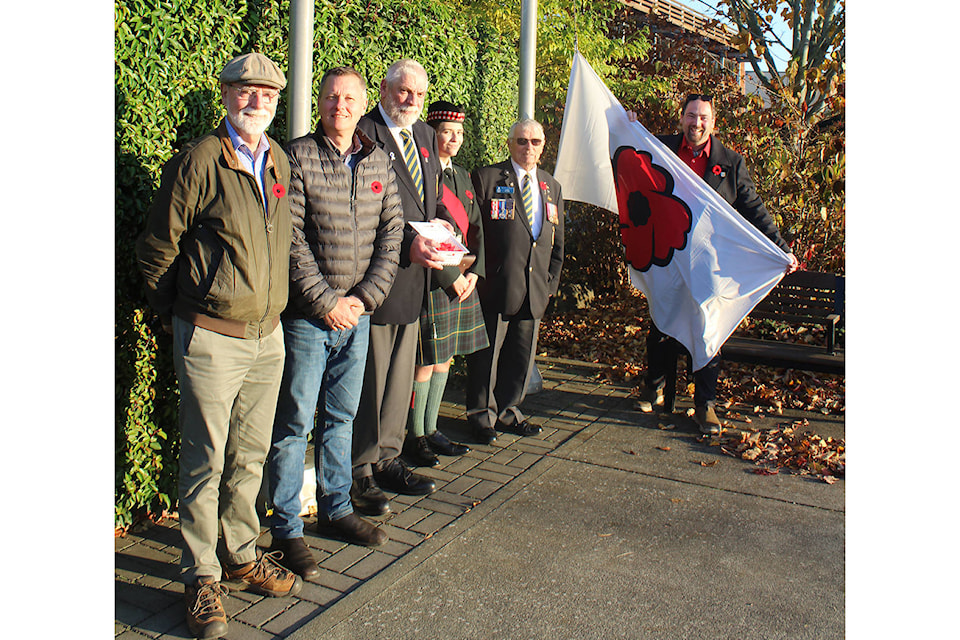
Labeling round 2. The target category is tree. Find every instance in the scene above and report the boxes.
[719,0,844,124]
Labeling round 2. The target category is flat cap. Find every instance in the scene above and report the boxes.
[219,52,286,90]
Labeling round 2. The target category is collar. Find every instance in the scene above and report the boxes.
[321,132,363,159]
[510,159,537,184]
[378,103,414,138]
[440,157,454,171]
[679,134,711,160]
[224,117,270,159]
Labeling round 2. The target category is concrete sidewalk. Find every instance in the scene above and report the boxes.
[115,357,844,639]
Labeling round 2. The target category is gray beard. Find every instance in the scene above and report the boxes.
[383,102,420,128]
[231,107,275,139]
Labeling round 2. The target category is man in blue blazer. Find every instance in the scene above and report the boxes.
[466,119,565,443]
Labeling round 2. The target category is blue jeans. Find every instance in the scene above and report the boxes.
[267,315,370,538]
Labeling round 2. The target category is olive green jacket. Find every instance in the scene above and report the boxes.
[136,120,292,339]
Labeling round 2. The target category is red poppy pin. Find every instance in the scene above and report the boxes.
[712,165,724,177]
[371,181,383,194]
[465,189,473,200]
[273,184,286,198]
[612,146,692,272]
[539,181,548,191]
[420,147,429,159]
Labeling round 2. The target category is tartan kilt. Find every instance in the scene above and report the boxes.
[417,287,489,365]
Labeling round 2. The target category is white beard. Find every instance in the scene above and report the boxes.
[230,106,275,139]
[382,99,420,128]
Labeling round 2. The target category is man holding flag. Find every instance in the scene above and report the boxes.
[627,95,798,434]
[554,52,796,437]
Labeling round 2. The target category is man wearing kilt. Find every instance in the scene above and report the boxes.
[402,101,489,467]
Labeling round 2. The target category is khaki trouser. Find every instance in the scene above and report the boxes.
[172,316,284,584]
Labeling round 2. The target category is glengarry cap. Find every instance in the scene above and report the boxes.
[219,52,286,90]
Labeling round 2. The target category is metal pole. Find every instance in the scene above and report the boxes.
[287,0,314,140]
[518,0,538,120]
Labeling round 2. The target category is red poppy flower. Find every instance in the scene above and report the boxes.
[712,165,723,176]
[539,181,548,191]
[273,183,286,198]
[465,189,473,200]
[613,147,691,272]
[420,147,429,159]
[371,181,383,194]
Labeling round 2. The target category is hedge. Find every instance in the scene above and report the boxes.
[115,0,520,531]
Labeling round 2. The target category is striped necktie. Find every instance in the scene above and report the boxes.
[521,174,535,229]
[400,129,424,204]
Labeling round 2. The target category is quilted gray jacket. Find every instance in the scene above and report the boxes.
[283,130,404,320]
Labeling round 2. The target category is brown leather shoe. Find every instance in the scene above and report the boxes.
[694,404,722,435]
[267,536,319,579]
[184,578,228,639]
[316,512,388,547]
[222,551,302,597]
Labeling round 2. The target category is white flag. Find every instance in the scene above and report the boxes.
[554,52,791,371]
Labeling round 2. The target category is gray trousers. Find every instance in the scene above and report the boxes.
[352,321,418,478]
[172,316,285,584]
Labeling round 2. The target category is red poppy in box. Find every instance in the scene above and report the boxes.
[612,146,691,272]
[273,183,286,198]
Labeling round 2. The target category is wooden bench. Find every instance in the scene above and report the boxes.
[662,270,845,412]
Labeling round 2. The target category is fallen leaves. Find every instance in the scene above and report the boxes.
[538,291,844,416]
[717,421,844,482]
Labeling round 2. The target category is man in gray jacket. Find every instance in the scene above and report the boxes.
[265,67,403,577]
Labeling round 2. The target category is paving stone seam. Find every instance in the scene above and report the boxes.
[283,452,565,640]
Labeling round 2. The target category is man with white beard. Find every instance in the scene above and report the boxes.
[352,59,455,517]
[137,53,301,639]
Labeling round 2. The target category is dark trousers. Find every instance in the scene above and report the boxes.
[465,300,539,429]
[645,323,719,407]
[352,321,418,478]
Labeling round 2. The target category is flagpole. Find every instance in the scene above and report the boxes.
[518,0,537,119]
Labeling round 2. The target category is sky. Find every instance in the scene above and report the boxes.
[670,0,794,71]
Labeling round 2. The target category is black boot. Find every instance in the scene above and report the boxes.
[401,435,440,467]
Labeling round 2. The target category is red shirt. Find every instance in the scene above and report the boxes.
[678,135,712,178]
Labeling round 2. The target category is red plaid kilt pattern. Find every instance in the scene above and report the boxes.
[416,287,489,365]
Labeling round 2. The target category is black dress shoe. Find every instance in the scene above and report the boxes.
[472,424,498,444]
[426,431,470,456]
[267,536,319,579]
[350,476,390,516]
[401,435,440,467]
[373,458,436,495]
[498,419,542,436]
[315,513,388,547]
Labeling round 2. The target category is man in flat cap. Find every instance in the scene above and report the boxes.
[137,52,301,639]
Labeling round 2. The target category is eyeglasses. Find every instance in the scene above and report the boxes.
[513,137,543,147]
[232,85,280,104]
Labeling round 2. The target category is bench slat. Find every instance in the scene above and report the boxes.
[723,337,845,374]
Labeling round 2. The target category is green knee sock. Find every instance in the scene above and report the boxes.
[423,370,450,436]
[408,379,431,437]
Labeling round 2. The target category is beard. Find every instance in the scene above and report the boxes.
[229,105,275,139]
[381,96,421,128]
